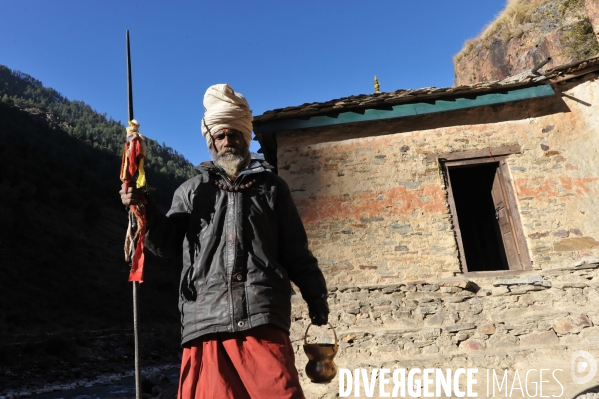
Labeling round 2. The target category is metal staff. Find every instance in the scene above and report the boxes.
[120,29,147,399]
[129,28,141,399]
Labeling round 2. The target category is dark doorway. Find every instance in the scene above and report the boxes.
[448,163,509,272]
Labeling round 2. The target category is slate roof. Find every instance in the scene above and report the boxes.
[253,56,599,124]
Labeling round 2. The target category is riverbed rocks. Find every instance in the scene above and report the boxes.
[0,328,180,398]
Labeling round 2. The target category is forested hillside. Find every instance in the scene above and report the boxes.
[0,67,190,393]
[0,65,196,205]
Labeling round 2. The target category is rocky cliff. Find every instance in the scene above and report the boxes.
[454,0,599,85]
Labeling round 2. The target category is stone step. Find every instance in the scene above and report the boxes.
[313,345,573,369]
[291,321,599,369]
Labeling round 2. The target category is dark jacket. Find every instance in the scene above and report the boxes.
[145,160,328,345]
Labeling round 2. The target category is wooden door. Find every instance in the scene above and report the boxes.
[491,165,522,270]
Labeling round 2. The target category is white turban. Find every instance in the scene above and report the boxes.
[201,84,253,148]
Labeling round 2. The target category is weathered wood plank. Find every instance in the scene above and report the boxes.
[426,145,522,163]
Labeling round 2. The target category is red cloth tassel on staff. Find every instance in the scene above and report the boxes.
[120,120,148,283]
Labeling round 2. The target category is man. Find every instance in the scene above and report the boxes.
[120,84,329,399]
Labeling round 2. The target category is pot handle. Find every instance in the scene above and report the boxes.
[304,322,338,347]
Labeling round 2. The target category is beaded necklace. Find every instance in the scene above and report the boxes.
[213,178,257,192]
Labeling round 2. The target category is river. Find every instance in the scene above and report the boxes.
[15,368,179,399]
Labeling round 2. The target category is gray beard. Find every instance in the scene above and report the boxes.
[212,147,251,178]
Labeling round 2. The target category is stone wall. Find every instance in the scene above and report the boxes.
[277,74,599,287]
[291,263,599,398]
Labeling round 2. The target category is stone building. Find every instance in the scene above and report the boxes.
[254,58,599,397]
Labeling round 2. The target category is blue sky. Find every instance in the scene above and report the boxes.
[0,1,507,166]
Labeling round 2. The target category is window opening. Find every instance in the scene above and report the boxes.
[448,163,509,272]
[440,149,531,273]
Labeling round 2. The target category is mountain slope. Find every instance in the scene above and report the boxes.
[454,0,599,85]
[0,65,197,205]
[0,73,187,393]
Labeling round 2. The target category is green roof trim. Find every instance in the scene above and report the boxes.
[254,84,555,133]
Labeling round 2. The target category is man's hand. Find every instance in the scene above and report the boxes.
[120,184,143,206]
[309,301,329,326]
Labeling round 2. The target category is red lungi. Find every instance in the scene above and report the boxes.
[178,325,305,399]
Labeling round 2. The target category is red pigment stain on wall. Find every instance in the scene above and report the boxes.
[515,177,598,198]
[296,184,447,225]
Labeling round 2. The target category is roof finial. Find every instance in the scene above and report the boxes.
[374,75,380,93]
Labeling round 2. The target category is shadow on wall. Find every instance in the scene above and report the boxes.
[273,93,571,147]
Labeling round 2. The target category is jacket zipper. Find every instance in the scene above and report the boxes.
[226,190,236,331]
[220,170,249,331]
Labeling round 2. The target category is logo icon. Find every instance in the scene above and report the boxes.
[571,350,597,384]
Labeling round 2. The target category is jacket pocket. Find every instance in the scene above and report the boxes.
[180,265,197,302]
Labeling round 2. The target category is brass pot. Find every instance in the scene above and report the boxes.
[303,323,338,384]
